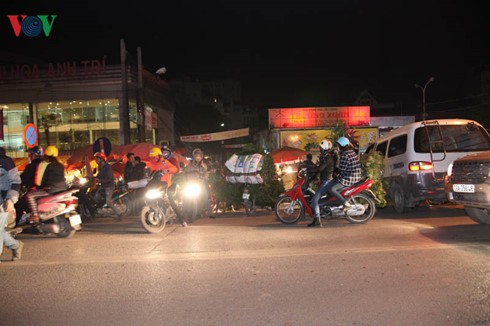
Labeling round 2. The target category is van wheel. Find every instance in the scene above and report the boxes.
[391,184,407,214]
[465,207,490,225]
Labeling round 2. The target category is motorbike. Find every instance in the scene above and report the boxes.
[75,177,130,221]
[139,170,177,233]
[167,171,210,225]
[275,168,377,225]
[15,187,82,238]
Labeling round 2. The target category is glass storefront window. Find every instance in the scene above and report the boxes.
[0,103,30,157]
[37,99,121,150]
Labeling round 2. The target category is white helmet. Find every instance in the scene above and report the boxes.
[319,139,333,151]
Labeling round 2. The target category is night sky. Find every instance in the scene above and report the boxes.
[0,1,487,110]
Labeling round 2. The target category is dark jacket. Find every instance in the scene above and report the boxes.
[21,157,43,189]
[133,162,146,180]
[97,162,115,188]
[310,152,336,181]
[40,161,68,194]
[124,162,136,182]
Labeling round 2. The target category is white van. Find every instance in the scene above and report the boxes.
[365,119,490,213]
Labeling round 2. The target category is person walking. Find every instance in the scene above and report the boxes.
[94,152,123,221]
[307,140,336,227]
[0,147,24,262]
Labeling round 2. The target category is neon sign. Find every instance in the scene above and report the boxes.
[269,106,370,129]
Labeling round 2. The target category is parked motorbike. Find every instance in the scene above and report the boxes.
[139,170,177,233]
[15,188,82,238]
[167,171,210,224]
[75,177,129,221]
[275,168,377,225]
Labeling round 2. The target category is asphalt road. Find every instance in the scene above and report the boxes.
[1,204,489,326]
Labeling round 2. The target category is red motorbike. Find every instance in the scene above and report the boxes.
[275,169,377,225]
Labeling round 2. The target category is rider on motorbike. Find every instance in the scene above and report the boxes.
[93,152,123,221]
[307,139,337,227]
[183,148,214,219]
[146,147,179,187]
[25,145,68,223]
[21,146,44,190]
[324,137,361,211]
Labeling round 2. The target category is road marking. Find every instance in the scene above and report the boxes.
[7,242,481,267]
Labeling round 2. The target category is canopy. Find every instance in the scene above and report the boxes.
[270,146,308,164]
[66,144,122,165]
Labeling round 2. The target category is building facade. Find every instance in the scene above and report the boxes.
[0,57,174,157]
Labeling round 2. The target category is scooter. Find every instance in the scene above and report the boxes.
[274,168,377,225]
[16,188,82,238]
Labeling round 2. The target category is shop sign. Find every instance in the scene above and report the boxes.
[181,128,249,143]
[269,106,370,129]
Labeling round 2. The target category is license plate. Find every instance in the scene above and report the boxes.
[69,214,82,226]
[453,184,475,193]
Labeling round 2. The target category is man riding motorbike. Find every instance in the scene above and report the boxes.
[146,147,179,187]
[183,148,214,220]
[324,136,362,211]
[21,146,44,190]
[307,139,337,227]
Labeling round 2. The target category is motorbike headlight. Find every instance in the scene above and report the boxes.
[78,177,87,185]
[145,189,162,199]
[183,182,201,198]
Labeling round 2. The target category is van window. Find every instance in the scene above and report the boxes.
[376,141,388,157]
[414,123,490,153]
[388,135,407,157]
[365,143,375,154]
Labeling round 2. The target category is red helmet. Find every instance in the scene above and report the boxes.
[94,152,107,161]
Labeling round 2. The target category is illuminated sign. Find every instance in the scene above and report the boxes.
[269,106,370,129]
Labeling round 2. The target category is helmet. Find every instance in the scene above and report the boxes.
[192,148,203,156]
[149,147,162,158]
[319,139,333,151]
[28,146,43,156]
[44,145,58,157]
[337,137,350,148]
[161,147,172,160]
[94,152,107,161]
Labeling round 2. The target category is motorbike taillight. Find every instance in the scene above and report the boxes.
[65,199,78,206]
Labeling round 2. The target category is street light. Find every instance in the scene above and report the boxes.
[414,76,435,121]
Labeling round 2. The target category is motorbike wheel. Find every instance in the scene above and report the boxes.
[78,202,94,221]
[168,184,198,224]
[345,193,376,224]
[140,206,166,233]
[183,200,198,223]
[275,196,304,224]
[55,216,76,238]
